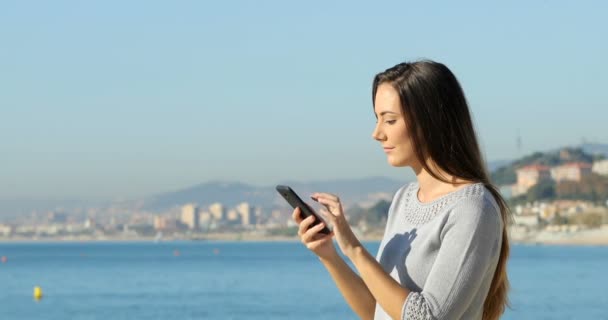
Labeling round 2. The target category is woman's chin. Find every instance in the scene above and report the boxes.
[387,157,405,167]
[387,156,408,167]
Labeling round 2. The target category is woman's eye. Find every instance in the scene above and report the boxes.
[385,120,396,125]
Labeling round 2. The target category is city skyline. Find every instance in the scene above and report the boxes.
[2,1,607,200]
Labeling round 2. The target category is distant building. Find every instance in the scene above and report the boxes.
[550,162,592,182]
[154,216,175,231]
[0,224,13,236]
[559,149,574,161]
[47,211,67,223]
[180,204,200,230]
[153,216,164,230]
[513,214,540,227]
[154,216,179,231]
[236,202,256,226]
[592,159,608,176]
[254,207,263,225]
[512,165,551,196]
[226,209,241,224]
[209,203,226,221]
[199,211,212,224]
[84,218,96,229]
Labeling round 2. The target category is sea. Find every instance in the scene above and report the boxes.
[1,241,607,320]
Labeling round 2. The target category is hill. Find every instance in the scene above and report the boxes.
[140,176,407,212]
[491,145,606,186]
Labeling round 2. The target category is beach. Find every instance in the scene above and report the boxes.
[2,225,608,246]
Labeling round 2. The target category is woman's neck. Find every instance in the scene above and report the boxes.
[412,162,474,203]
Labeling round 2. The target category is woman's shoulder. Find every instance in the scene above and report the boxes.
[447,184,503,231]
[455,183,500,214]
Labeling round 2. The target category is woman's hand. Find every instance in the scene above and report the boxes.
[292,207,337,260]
[311,192,362,259]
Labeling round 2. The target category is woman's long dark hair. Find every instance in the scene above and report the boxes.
[372,60,511,320]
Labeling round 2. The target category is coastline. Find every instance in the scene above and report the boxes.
[510,226,608,246]
[2,228,608,246]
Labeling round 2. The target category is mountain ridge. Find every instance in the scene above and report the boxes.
[2,143,606,216]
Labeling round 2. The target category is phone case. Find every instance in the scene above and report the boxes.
[276,185,331,234]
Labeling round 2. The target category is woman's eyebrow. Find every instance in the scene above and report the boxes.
[375,111,399,116]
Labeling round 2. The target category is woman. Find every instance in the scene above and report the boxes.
[292,60,510,320]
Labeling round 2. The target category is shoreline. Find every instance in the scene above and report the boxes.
[2,225,608,246]
[2,233,608,246]
[510,225,608,246]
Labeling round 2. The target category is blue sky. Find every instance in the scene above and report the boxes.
[1,1,607,200]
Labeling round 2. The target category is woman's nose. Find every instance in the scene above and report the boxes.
[372,124,385,141]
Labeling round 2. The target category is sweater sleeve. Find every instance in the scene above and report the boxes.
[401,196,503,320]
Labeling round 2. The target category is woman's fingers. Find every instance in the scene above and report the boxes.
[314,196,336,208]
[319,208,336,222]
[292,207,303,223]
[305,233,334,250]
[312,193,341,209]
[312,192,340,202]
[301,221,327,243]
[314,198,344,219]
[297,215,316,236]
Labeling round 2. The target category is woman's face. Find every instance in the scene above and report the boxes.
[372,83,416,168]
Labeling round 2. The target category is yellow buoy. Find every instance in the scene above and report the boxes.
[33,286,43,300]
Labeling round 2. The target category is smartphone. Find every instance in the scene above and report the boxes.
[276,185,332,235]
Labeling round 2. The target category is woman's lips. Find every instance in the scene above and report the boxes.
[383,147,395,153]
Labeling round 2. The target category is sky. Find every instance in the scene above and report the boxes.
[1,1,607,200]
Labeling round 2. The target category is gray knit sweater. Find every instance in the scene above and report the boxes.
[373,182,502,320]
